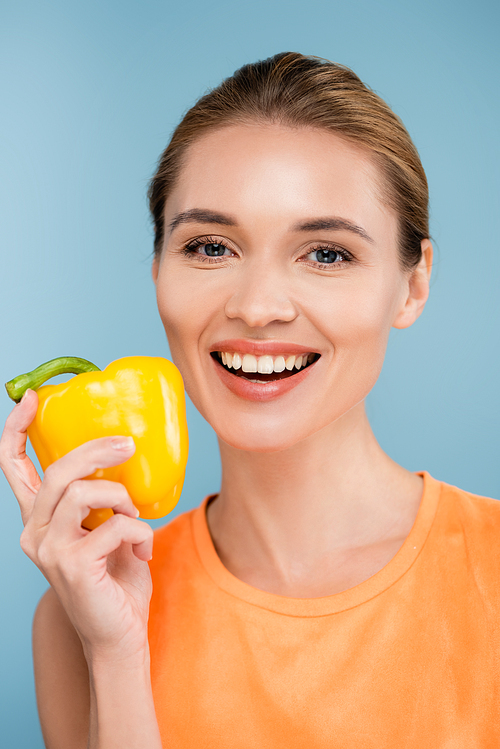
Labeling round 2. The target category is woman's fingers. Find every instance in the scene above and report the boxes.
[81,513,154,563]
[29,436,135,529]
[49,479,138,538]
[0,389,42,523]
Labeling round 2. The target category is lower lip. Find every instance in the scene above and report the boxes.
[211,356,318,402]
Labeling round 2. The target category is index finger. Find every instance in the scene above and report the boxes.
[30,435,136,530]
[0,388,42,519]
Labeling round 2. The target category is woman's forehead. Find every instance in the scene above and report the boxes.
[167,123,397,246]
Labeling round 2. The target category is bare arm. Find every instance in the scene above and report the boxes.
[1,391,163,749]
[33,588,162,749]
[33,588,90,748]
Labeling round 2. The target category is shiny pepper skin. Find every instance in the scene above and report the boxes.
[26,356,188,529]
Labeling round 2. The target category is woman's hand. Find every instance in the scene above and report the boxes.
[0,388,154,663]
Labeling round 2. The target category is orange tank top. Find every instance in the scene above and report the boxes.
[148,472,500,748]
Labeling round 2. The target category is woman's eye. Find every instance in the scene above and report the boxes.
[201,243,230,257]
[308,248,344,264]
[181,238,236,264]
[184,240,232,260]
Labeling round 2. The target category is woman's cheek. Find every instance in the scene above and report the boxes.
[155,270,220,412]
[156,276,197,371]
[312,286,394,393]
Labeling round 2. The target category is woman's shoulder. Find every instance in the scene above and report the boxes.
[438,477,500,528]
[148,498,209,573]
[433,476,500,572]
[153,503,197,539]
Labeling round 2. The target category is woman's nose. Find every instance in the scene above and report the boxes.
[224,264,298,328]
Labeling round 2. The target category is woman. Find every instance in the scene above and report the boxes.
[1,52,499,748]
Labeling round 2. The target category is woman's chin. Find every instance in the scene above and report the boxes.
[214,419,322,454]
[210,398,368,455]
[219,432,302,453]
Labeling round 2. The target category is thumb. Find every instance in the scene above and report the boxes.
[13,388,39,430]
[0,388,42,512]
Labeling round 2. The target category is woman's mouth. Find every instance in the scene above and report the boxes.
[211,351,320,383]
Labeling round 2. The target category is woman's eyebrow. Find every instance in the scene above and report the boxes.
[168,209,237,233]
[292,217,374,244]
[168,209,374,245]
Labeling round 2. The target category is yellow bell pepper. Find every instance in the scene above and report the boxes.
[5,356,188,530]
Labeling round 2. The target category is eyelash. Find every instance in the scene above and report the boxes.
[181,235,355,268]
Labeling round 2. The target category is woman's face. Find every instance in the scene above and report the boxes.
[153,124,429,452]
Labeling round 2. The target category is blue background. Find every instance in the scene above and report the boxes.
[1,0,499,743]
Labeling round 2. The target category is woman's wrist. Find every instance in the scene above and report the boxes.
[83,635,151,672]
[88,644,163,749]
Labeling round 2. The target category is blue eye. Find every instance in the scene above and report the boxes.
[182,237,353,267]
[311,248,343,264]
[183,238,233,259]
[203,243,228,257]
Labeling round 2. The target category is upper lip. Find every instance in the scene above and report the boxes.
[210,339,320,356]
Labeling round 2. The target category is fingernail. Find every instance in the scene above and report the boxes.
[110,436,134,450]
[19,389,32,405]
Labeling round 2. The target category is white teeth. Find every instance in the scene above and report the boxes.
[257,355,274,374]
[274,356,286,372]
[218,351,317,373]
[242,354,258,373]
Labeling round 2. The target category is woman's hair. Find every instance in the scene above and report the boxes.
[149,52,429,270]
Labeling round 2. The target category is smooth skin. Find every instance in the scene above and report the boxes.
[154,123,432,596]
[0,419,161,749]
[0,123,432,747]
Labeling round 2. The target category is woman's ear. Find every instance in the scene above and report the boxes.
[152,256,159,285]
[393,239,433,329]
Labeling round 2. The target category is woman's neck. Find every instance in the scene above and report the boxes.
[207,402,423,597]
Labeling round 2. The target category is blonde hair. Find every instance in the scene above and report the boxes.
[149,52,429,270]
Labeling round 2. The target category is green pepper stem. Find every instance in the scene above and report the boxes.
[5,357,101,403]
